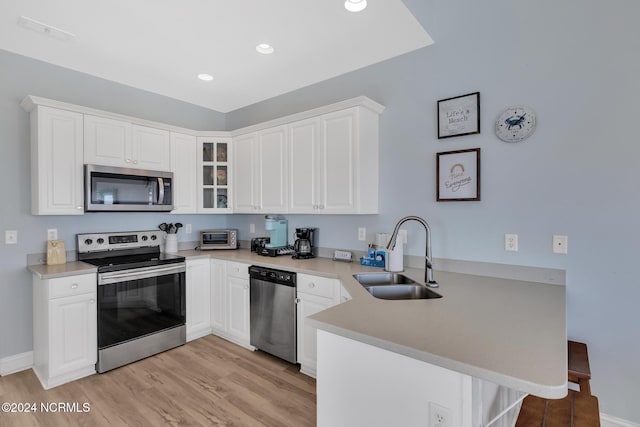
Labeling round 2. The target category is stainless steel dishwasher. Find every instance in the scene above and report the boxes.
[249,265,297,364]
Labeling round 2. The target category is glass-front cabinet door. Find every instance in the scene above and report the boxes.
[197,137,232,213]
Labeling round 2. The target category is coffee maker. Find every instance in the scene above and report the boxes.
[293,228,317,259]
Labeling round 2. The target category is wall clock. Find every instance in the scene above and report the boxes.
[495,106,537,142]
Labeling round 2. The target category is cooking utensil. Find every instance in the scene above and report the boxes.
[159,223,168,233]
[175,223,183,233]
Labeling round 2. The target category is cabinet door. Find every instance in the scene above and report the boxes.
[227,276,250,344]
[296,292,333,374]
[257,126,288,212]
[319,108,357,213]
[132,125,171,171]
[49,293,97,377]
[170,132,197,214]
[197,138,232,213]
[288,119,321,213]
[210,259,227,333]
[232,133,258,213]
[186,259,211,341]
[84,115,132,167]
[32,106,84,215]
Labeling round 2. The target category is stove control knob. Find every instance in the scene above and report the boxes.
[150,234,157,241]
[84,239,93,246]
[141,235,148,241]
[97,238,105,244]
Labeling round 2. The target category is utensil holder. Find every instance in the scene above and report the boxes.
[164,234,178,253]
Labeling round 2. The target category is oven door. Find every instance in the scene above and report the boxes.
[97,264,186,350]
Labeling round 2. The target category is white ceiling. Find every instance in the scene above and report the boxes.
[0,0,433,112]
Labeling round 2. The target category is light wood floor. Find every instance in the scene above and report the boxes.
[0,335,316,427]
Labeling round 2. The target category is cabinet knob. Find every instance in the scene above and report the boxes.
[295,298,301,304]
[76,206,83,210]
[90,299,95,304]
[133,160,138,164]
[308,282,315,288]
[244,284,249,290]
[126,158,131,163]
[319,205,325,210]
[71,284,78,289]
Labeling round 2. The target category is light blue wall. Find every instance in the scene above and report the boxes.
[0,50,229,361]
[225,0,640,421]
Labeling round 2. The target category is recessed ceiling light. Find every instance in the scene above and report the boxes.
[256,43,275,55]
[197,73,214,81]
[17,16,75,41]
[344,0,367,12]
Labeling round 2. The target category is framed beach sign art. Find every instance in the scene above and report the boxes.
[436,148,481,201]
[437,92,480,139]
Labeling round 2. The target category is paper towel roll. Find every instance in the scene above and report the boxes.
[386,241,404,272]
[376,233,390,247]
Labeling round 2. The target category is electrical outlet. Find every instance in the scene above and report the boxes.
[5,230,18,244]
[505,234,518,252]
[553,235,568,254]
[185,223,192,234]
[429,402,451,427]
[358,227,366,241]
[398,229,408,245]
[250,223,255,234]
[47,228,58,240]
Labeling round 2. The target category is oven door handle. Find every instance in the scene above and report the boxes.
[99,264,185,285]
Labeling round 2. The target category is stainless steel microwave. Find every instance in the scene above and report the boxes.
[200,229,238,250]
[85,164,173,212]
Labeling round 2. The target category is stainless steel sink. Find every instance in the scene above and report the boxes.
[364,284,442,300]
[352,272,417,286]
[353,273,442,300]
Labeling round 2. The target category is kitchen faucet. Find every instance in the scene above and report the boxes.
[386,215,438,288]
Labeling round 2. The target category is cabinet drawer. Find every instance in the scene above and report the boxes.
[48,274,96,299]
[297,274,338,299]
[226,261,250,279]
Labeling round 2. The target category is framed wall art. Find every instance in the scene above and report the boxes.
[436,148,481,201]
[437,92,480,139]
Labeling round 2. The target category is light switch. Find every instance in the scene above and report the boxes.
[553,235,568,254]
[5,230,18,244]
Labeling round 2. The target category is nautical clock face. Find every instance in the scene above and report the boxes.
[495,106,537,142]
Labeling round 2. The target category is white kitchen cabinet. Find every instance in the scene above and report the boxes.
[28,106,85,215]
[84,115,170,171]
[296,273,340,377]
[186,258,211,341]
[289,106,380,214]
[32,273,97,389]
[210,259,227,333]
[197,137,232,213]
[170,132,197,214]
[210,260,252,349]
[233,126,288,213]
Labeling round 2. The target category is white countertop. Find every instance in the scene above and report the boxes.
[28,248,567,398]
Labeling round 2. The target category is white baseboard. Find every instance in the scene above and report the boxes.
[601,413,640,427]
[0,351,34,376]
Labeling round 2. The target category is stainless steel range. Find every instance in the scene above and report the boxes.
[77,230,186,373]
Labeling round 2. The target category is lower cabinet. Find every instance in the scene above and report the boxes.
[186,258,211,341]
[296,273,341,377]
[210,260,252,349]
[32,273,97,389]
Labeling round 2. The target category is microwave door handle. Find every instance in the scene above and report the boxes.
[157,177,165,205]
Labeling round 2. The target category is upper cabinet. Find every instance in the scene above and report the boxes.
[289,107,379,214]
[233,126,288,213]
[170,132,198,214]
[84,115,170,171]
[29,106,85,215]
[234,100,383,215]
[197,137,232,213]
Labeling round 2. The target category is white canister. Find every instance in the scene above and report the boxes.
[164,234,178,253]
